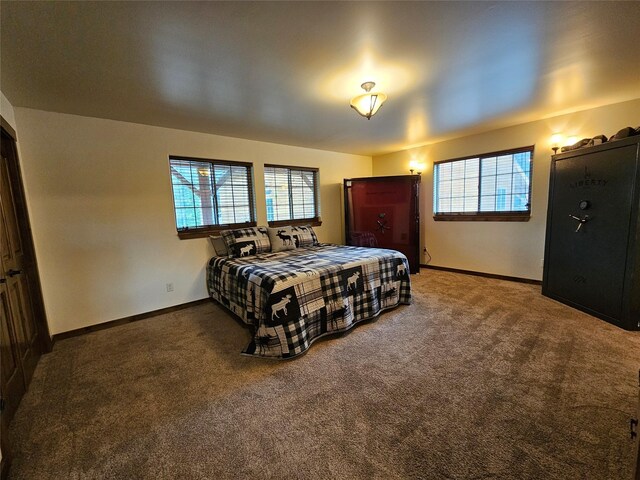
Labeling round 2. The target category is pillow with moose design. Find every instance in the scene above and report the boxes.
[221,226,271,258]
[290,225,319,248]
[268,225,319,252]
[267,226,297,253]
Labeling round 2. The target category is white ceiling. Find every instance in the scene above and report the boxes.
[1,1,639,156]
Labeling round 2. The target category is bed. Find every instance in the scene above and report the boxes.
[206,242,411,359]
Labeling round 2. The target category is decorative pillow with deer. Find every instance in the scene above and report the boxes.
[267,226,297,253]
[221,226,271,258]
[267,225,319,252]
[290,225,319,248]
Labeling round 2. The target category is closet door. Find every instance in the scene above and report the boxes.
[1,257,25,427]
[345,175,420,272]
[543,144,637,322]
[0,123,51,456]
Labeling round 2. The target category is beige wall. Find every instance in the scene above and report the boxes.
[10,98,639,334]
[14,108,371,334]
[1,90,17,131]
[373,98,640,280]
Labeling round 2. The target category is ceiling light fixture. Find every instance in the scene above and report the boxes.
[350,81,387,120]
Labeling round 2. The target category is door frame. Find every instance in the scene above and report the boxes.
[0,116,51,354]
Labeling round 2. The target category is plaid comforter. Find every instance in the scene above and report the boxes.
[206,244,411,359]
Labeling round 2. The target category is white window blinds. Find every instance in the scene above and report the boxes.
[264,165,319,223]
[434,147,533,217]
[169,157,255,233]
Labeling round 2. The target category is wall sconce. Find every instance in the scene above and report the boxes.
[550,133,563,154]
[350,81,388,120]
[409,160,425,175]
[550,133,579,154]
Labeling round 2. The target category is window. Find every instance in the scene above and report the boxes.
[433,146,534,221]
[169,156,256,238]
[264,165,321,226]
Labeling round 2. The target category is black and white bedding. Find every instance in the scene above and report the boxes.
[207,244,411,359]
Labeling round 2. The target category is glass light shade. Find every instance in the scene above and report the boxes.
[350,92,388,119]
[409,160,425,173]
[550,133,563,149]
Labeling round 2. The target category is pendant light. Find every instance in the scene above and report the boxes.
[350,81,387,120]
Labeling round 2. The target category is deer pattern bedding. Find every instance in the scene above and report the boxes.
[206,244,411,358]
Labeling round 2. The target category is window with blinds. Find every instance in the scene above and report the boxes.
[264,165,321,226]
[169,156,256,238]
[433,146,533,221]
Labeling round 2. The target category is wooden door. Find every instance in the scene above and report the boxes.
[0,122,50,466]
[0,151,40,388]
[0,251,25,426]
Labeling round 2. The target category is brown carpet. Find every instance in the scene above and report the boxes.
[7,269,640,479]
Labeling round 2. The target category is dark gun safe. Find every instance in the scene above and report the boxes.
[542,136,640,330]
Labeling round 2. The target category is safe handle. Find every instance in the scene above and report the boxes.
[569,214,590,233]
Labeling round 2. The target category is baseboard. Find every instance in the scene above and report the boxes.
[420,264,542,285]
[52,298,211,342]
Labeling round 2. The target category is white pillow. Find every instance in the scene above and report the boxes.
[209,235,229,256]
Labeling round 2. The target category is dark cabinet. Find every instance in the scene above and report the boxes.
[344,175,420,273]
[542,136,640,330]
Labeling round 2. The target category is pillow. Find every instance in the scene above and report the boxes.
[290,225,319,248]
[221,226,271,258]
[208,235,229,257]
[267,227,297,253]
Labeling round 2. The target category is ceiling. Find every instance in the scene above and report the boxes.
[1,1,639,156]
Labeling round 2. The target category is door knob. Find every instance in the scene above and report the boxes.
[6,269,21,277]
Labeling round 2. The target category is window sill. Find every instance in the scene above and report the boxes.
[177,222,257,239]
[267,218,322,228]
[433,213,530,222]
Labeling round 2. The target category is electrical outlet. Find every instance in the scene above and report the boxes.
[166,283,174,292]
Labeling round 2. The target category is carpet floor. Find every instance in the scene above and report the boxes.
[7,269,640,479]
